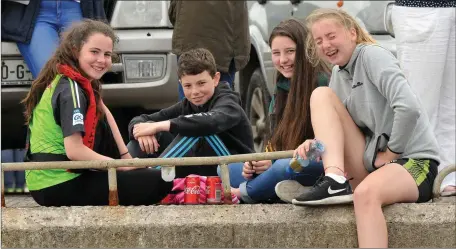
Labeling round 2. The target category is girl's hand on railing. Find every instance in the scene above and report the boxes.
[251,160,272,174]
[242,162,255,179]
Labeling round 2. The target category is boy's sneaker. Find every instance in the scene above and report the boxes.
[275,180,310,203]
[292,175,353,206]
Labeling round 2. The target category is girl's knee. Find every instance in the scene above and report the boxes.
[310,87,336,105]
[353,181,380,207]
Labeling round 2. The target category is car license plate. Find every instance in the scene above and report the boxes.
[1,59,33,85]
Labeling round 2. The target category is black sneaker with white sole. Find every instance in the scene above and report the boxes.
[292,175,353,206]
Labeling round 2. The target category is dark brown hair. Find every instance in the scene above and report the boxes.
[177,48,217,78]
[22,19,118,124]
[268,18,331,151]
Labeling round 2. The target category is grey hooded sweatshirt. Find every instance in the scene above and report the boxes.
[329,44,440,172]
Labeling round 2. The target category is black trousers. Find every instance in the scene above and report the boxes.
[31,168,172,206]
[127,132,219,178]
[30,119,173,207]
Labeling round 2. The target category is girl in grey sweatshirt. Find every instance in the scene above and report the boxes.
[291,8,440,248]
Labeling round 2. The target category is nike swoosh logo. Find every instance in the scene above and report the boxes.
[328,186,346,195]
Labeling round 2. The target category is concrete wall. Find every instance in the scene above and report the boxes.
[2,203,455,248]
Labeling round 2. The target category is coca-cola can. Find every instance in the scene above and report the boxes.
[184,176,201,204]
[206,176,222,204]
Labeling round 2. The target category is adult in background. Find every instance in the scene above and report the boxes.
[168,0,251,100]
[392,0,456,196]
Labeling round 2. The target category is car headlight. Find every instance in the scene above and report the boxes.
[123,54,166,82]
[384,2,395,37]
[110,1,172,28]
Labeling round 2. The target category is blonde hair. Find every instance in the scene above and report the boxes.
[305,8,376,66]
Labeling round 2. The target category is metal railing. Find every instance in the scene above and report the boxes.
[1,151,454,207]
[1,151,294,207]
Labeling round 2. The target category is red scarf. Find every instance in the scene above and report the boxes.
[58,64,98,149]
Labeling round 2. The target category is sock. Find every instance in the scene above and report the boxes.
[326,173,347,184]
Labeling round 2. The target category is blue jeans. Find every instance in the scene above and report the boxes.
[178,59,236,100]
[2,149,26,189]
[17,0,83,78]
[224,159,324,203]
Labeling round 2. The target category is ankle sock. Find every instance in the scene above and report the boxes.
[326,173,347,184]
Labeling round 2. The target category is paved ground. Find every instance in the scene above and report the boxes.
[5,194,39,208]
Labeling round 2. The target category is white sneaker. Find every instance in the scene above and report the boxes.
[275,180,310,203]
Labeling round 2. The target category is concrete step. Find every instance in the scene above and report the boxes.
[2,202,455,248]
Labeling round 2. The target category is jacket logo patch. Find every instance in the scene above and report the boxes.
[352,82,364,89]
[73,109,84,126]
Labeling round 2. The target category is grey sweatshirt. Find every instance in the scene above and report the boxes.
[329,44,440,172]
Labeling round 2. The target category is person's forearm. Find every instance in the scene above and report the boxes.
[103,105,130,157]
[66,143,112,161]
[155,120,171,133]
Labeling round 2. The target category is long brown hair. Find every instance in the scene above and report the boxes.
[22,19,118,124]
[268,18,330,151]
[305,8,376,67]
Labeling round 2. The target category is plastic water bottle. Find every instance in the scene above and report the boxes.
[288,140,325,173]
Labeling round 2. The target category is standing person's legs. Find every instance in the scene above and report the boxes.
[392,6,445,129]
[393,6,456,192]
[58,0,83,31]
[1,150,16,192]
[13,149,26,190]
[437,9,456,193]
[219,59,236,89]
[17,1,60,78]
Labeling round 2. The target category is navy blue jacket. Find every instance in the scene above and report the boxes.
[1,0,107,44]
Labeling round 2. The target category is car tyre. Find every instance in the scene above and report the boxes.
[245,68,271,153]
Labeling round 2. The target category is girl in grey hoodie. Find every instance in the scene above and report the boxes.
[291,8,440,248]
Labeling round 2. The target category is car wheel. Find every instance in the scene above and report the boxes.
[245,68,271,152]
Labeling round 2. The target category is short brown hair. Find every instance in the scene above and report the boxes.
[177,48,217,78]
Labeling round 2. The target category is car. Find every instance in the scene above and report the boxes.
[1,0,396,152]
[235,0,396,152]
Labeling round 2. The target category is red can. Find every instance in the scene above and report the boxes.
[206,176,222,204]
[184,176,201,204]
[160,194,173,205]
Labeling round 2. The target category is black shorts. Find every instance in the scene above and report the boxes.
[391,158,438,203]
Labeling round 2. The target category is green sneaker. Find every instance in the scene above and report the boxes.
[15,188,24,194]
[5,187,15,194]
